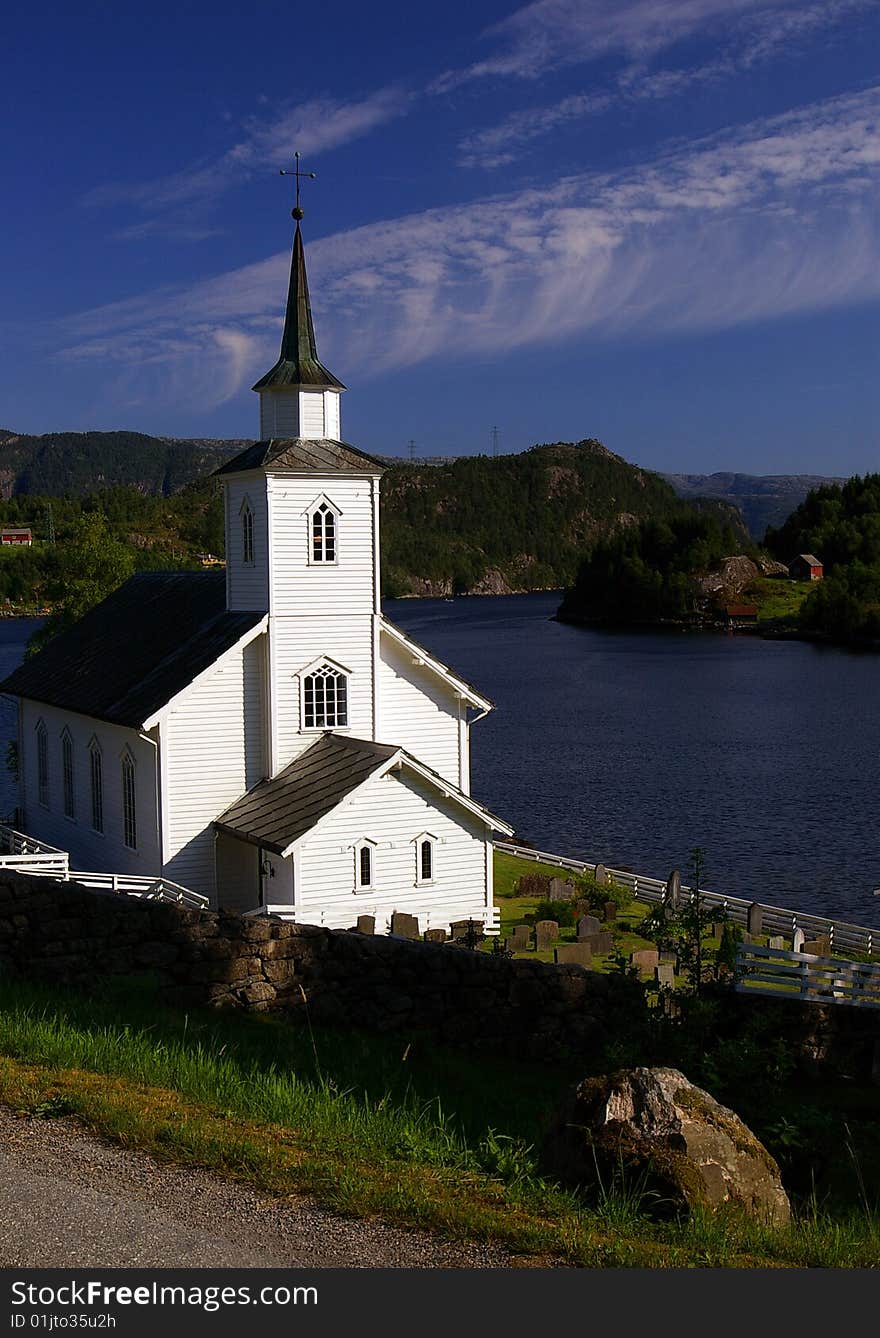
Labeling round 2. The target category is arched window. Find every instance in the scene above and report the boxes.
[241,497,254,566]
[310,501,337,563]
[354,838,376,891]
[302,662,348,729]
[414,832,436,885]
[89,739,104,834]
[36,719,49,808]
[121,749,137,850]
[61,729,75,820]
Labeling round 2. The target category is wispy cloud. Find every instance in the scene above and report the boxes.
[58,88,880,411]
[456,0,874,165]
[83,88,411,226]
[435,0,867,89]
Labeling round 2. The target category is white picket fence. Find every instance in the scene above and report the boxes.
[735,942,880,1009]
[495,840,880,960]
[0,824,207,909]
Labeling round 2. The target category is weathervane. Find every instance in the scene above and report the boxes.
[279,151,316,220]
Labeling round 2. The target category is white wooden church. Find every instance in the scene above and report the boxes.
[0,207,512,933]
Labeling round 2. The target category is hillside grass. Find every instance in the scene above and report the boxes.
[746,575,812,624]
[0,975,878,1267]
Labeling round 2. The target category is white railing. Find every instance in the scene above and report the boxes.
[495,840,880,960]
[0,825,69,875]
[735,942,880,1009]
[65,870,208,909]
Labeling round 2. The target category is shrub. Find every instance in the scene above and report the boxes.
[575,874,631,915]
[529,900,576,928]
[516,873,552,899]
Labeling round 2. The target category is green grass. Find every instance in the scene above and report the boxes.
[747,576,811,624]
[0,975,878,1266]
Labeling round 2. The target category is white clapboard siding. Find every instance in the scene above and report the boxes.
[377,633,463,788]
[324,392,340,440]
[267,475,376,615]
[215,831,260,913]
[163,636,265,900]
[225,476,269,612]
[18,701,160,874]
[272,614,374,767]
[296,769,490,933]
[259,390,300,439]
[299,391,325,439]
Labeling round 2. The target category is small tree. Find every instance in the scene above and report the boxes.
[676,846,717,996]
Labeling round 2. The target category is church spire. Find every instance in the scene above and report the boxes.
[252,219,346,394]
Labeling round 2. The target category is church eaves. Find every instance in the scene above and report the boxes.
[214,435,384,478]
[252,222,346,393]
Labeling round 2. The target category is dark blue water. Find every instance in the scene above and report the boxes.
[385,592,880,925]
[2,603,877,924]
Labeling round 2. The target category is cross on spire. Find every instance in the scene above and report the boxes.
[279,151,316,221]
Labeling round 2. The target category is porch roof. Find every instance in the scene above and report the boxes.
[215,732,398,855]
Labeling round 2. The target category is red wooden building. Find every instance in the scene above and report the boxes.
[0,528,33,547]
[789,554,823,581]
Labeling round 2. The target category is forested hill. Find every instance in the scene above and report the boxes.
[0,430,246,497]
[380,439,748,596]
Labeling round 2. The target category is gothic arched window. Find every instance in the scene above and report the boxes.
[310,501,337,564]
[89,738,104,834]
[61,728,75,820]
[121,748,137,850]
[36,719,49,808]
[241,497,255,566]
[302,661,348,730]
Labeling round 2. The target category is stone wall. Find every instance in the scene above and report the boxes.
[0,870,642,1061]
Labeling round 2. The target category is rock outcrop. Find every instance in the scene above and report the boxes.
[541,1066,790,1225]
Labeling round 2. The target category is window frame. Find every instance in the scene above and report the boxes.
[121,748,137,851]
[36,719,49,809]
[61,728,75,821]
[300,659,350,732]
[414,832,437,886]
[353,838,376,892]
[88,738,104,835]
[240,495,255,567]
[306,496,340,566]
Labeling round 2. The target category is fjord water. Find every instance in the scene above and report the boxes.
[386,592,880,925]
[1,600,877,924]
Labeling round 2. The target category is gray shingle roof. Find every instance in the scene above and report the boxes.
[215,436,384,478]
[215,732,398,855]
[0,571,264,728]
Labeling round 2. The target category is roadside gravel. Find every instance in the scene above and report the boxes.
[0,1106,523,1268]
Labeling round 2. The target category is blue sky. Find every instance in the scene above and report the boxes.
[3,0,879,474]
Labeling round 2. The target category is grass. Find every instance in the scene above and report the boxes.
[0,974,878,1267]
[746,576,811,625]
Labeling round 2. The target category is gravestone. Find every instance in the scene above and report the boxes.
[792,928,805,953]
[712,922,727,939]
[510,924,531,950]
[747,903,763,936]
[517,873,552,899]
[659,949,678,965]
[424,928,447,944]
[665,869,682,910]
[603,901,618,922]
[655,962,675,989]
[577,915,601,940]
[549,877,574,902]
[356,915,375,936]
[450,919,482,947]
[554,943,592,967]
[768,936,785,950]
[583,931,614,956]
[630,948,659,976]
[594,863,608,886]
[535,919,559,951]
[803,935,832,957]
[390,912,419,940]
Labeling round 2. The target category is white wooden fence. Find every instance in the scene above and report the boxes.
[0,825,69,876]
[64,870,208,909]
[495,840,880,960]
[735,942,880,1009]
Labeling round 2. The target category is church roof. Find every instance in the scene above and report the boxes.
[0,571,264,729]
[214,436,384,477]
[215,732,398,855]
[252,222,345,392]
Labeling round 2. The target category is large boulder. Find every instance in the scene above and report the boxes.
[541,1066,790,1225]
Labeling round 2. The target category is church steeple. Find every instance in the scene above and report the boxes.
[252,222,345,395]
[253,161,345,441]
